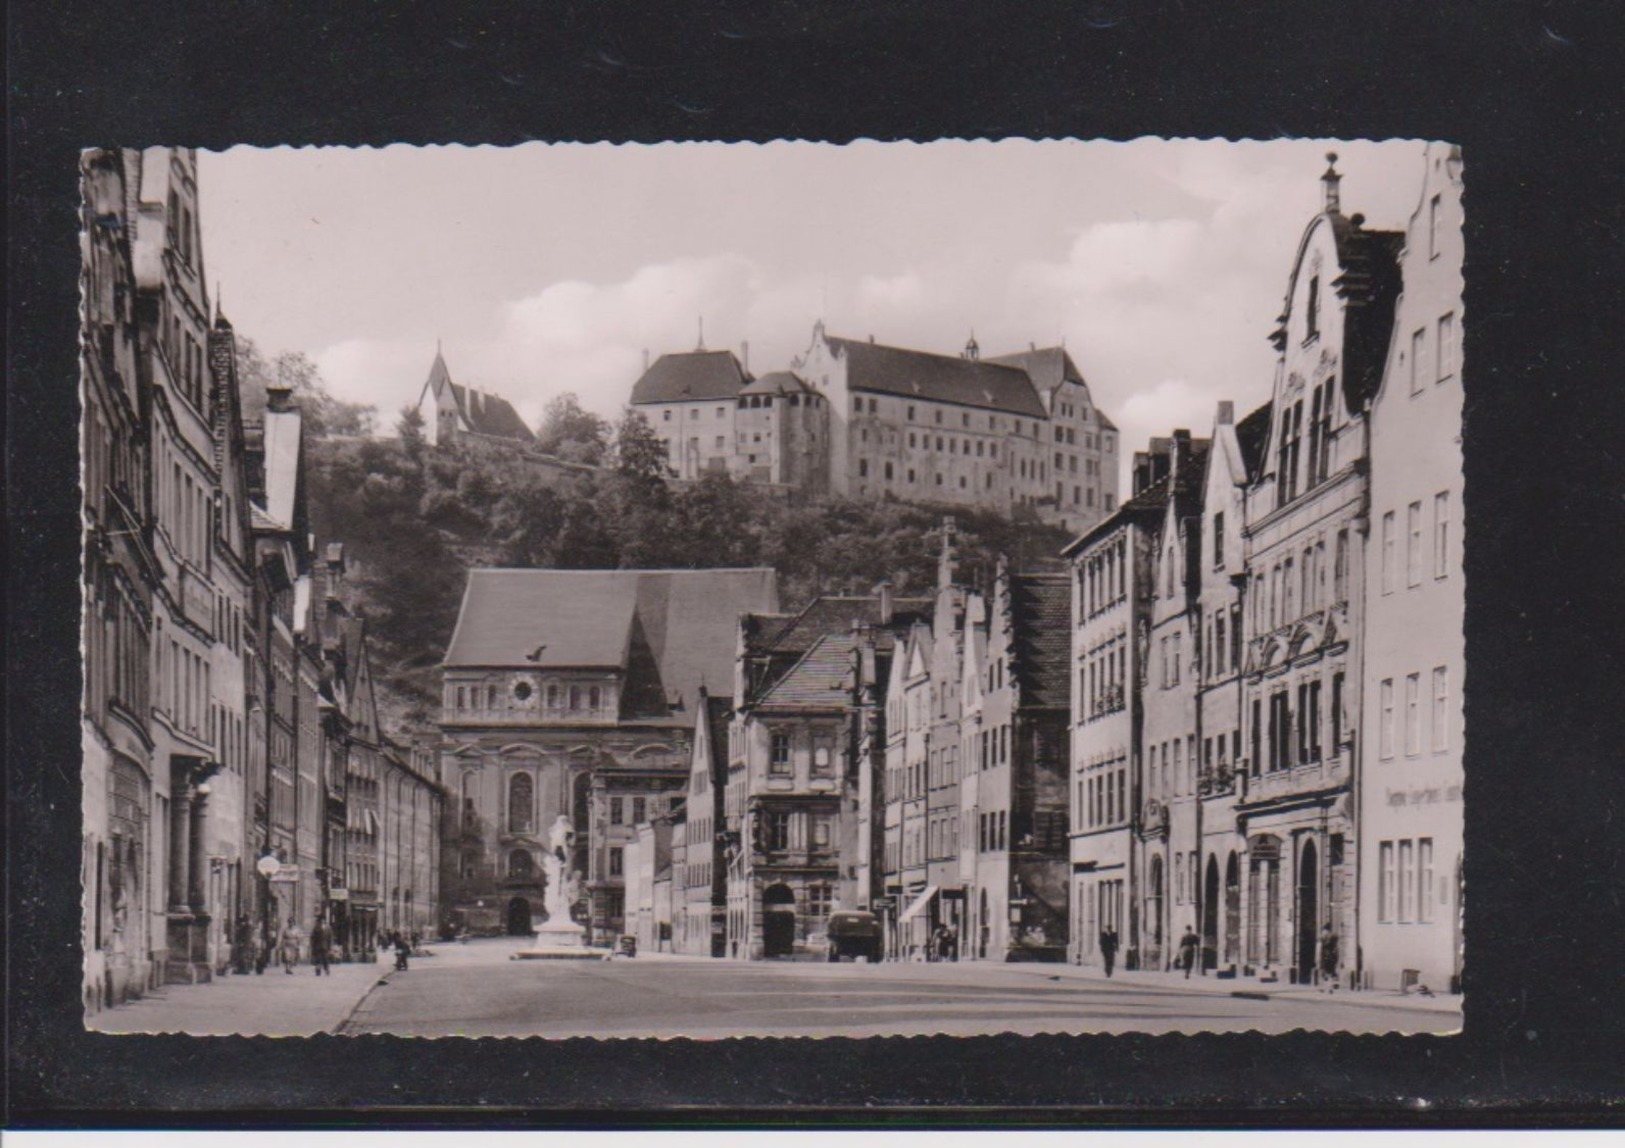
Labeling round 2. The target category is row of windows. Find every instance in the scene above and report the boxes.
[1158,631,1184,689]
[1079,642,1126,721]
[1203,603,1244,679]
[1407,312,1457,396]
[1275,376,1337,508]
[767,730,837,778]
[1147,734,1198,802]
[608,793,660,827]
[1380,492,1451,594]
[1078,537,1128,620]
[450,681,609,714]
[1378,667,1451,759]
[156,443,214,572]
[1377,837,1439,924]
[754,808,835,854]
[1254,530,1351,635]
[1251,673,1345,774]
[157,635,211,739]
[1076,761,1129,831]
[976,809,1008,854]
[85,575,149,726]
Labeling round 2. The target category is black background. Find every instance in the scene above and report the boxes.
[8,0,1622,1128]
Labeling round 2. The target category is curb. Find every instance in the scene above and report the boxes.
[330,971,392,1036]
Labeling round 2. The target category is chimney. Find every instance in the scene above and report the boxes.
[740,340,750,374]
[1217,400,1234,427]
[874,579,894,625]
[266,363,294,413]
[1321,151,1342,214]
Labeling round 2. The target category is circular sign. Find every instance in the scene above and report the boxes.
[256,854,282,879]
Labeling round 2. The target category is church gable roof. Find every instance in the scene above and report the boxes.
[444,568,779,717]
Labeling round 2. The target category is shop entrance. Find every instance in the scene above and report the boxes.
[506,896,533,937]
[762,884,796,957]
[1294,839,1319,984]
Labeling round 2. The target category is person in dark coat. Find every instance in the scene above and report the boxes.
[1099,926,1119,977]
[393,931,411,972]
[310,919,331,976]
[1318,924,1340,992]
[1177,926,1200,978]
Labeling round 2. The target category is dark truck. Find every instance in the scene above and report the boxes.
[824,910,883,963]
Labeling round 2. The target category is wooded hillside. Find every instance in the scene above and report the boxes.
[305,426,1074,733]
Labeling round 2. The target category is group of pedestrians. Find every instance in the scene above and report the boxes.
[1095,922,1343,987]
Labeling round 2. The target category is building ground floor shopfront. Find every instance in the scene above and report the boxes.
[726,869,839,959]
[1235,796,1353,987]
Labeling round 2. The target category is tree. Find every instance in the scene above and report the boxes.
[234,334,377,438]
[535,393,610,465]
[612,408,672,483]
[396,403,426,462]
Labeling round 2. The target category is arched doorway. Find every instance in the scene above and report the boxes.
[1295,838,1319,984]
[1224,851,1241,966]
[506,896,533,937]
[1146,854,1165,968]
[762,883,795,957]
[1202,855,1221,970]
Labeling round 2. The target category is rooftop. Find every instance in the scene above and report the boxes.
[631,350,752,405]
[826,336,1049,419]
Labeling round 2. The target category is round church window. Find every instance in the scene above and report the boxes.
[513,681,532,701]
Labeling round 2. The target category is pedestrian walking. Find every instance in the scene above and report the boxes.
[232,915,253,975]
[1318,924,1340,992]
[1178,925,1200,979]
[310,919,332,976]
[393,931,411,972]
[1099,926,1119,977]
[281,916,303,974]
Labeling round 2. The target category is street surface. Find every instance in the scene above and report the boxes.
[340,936,1461,1039]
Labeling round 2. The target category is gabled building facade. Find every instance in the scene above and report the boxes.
[1358,143,1465,994]
[1063,441,1179,969]
[437,568,778,942]
[1234,157,1402,986]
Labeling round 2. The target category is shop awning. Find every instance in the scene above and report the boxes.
[897,885,939,925]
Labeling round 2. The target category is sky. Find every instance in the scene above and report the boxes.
[198,139,1430,481]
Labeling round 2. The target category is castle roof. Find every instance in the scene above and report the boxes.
[740,370,813,397]
[631,350,752,405]
[826,336,1049,419]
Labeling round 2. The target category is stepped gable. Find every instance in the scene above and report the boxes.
[444,568,778,718]
[1009,573,1072,709]
[826,336,1049,419]
[631,349,752,404]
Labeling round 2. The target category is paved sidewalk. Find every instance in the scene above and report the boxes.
[88,958,387,1036]
[995,960,1463,1016]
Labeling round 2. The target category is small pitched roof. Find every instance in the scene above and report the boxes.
[445,568,779,716]
[764,595,932,656]
[988,346,1089,400]
[1235,402,1272,480]
[740,370,812,397]
[755,634,853,709]
[631,350,751,404]
[827,336,1049,419]
[1009,573,1072,709]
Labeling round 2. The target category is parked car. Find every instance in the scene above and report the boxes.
[824,910,883,963]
